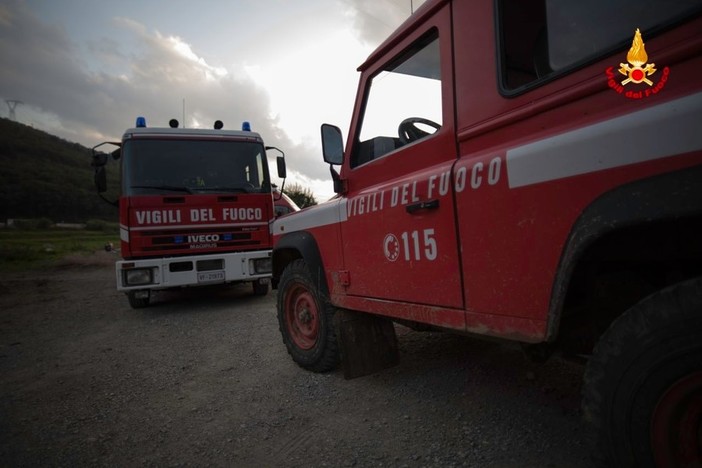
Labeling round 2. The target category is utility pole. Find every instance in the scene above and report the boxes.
[5,100,23,121]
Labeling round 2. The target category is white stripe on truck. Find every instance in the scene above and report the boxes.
[506,92,702,188]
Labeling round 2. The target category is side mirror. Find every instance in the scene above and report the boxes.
[95,166,107,193]
[276,156,286,179]
[90,141,121,207]
[321,124,344,165]
[90,150,109,193]
[92,152,108,167]
[266,146,287,193]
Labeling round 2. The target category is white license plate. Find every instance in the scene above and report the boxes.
[197,270,225,283]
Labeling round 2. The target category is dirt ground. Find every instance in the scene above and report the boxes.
[0,252,597,467]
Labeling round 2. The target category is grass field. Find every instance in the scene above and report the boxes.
[0,227,119,272]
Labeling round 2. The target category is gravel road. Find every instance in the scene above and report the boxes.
[0,253,597,467]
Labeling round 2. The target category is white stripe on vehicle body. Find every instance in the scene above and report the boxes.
[506,92,702,188]
[273,198,348,234]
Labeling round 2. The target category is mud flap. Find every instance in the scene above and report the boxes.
[334,309,399,379]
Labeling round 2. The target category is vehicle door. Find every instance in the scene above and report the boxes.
[339,4,462,309]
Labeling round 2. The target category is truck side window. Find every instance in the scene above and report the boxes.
[498,0,702,93]
[352,30,442,168]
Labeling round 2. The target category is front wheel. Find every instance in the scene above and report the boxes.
[277,259,339,372]
[582,277,702,467]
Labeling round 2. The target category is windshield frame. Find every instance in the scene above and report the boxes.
[121,135,272,196]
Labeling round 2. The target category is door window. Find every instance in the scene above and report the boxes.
[352,30,442,168]
[498,0,702,92]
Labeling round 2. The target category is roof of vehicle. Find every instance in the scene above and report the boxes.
[358,0,446,72]
[123,127,263,141]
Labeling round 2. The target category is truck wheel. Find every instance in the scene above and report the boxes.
[252,279,269,296]
[277,259,339,372]
[127,290,150,309]
[582,277,702,467]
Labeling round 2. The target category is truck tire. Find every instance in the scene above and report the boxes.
[582,277,702,468]
[252,279,269,296]
[127,290,150,309]
[277,259,339,372]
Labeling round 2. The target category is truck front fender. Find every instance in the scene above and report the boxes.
[273,231,330,298]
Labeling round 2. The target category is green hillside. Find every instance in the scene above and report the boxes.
[0,118,119,223]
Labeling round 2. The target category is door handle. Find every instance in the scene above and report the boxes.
[406,199,439,214]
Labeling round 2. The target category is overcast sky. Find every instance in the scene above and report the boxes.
[0,0,426,201]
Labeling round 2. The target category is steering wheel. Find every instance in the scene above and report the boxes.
[398,117,441,145]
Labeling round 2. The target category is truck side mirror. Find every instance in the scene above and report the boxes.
[321,124,344,165]
[90,141,121,206]
[92,152,108,167]
[94,166,107,193]
[91,152,108,193]
[276,156,286,179]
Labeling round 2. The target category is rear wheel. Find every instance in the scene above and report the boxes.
[127,290,150,309]
[277,259,339,372]
[582,277,702,467]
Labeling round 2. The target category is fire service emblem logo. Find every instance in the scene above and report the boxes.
[605,28,669,99]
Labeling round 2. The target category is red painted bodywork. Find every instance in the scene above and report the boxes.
[273,1,702,343]
[120,193,273,259]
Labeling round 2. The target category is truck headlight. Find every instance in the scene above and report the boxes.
[124,268,153,286]
[250,258,272,275]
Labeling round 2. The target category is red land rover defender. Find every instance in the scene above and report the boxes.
[272,1,702,466]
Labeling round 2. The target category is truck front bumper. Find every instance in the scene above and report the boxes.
[116,250,272,292]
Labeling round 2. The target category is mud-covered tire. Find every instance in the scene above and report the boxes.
[277,259,339,372]
[252,279,269,296]
[127,290,150,309]
[582,277,702,467]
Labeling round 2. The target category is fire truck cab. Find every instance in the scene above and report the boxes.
[272,1,702,466]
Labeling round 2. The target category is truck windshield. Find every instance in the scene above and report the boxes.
[122,139,271,196]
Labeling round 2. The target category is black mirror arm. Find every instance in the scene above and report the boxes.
[330,165,346,194]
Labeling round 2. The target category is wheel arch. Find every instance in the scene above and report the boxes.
[547,164,702,342]
[272,231,330,298]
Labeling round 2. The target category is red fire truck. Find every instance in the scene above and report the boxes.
[271,1,702,466]
[92,117,286,309]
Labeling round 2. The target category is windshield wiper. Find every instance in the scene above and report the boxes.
[130,185,194,194]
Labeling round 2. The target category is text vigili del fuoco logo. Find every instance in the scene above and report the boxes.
[605,28,669,99]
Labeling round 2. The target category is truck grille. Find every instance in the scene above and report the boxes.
[137,226,263,252]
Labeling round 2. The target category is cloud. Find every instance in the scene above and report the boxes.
[0,1,430,200]
[0,0,331,196]
[340,0,416,47]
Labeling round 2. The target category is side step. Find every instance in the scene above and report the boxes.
[334,309,400,379]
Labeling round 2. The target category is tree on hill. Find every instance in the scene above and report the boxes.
[283,183,317,209]
[0,118,119,223]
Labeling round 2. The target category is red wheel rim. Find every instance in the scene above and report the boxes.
[284,283,319,350]
[651,371,702,467]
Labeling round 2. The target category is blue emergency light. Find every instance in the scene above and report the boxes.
[242,121,251,131]
[136,116,146,128]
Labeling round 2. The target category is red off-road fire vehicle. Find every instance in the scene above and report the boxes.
[271,1,702,466]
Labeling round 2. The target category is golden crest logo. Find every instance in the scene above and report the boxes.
[605,29,670,99]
